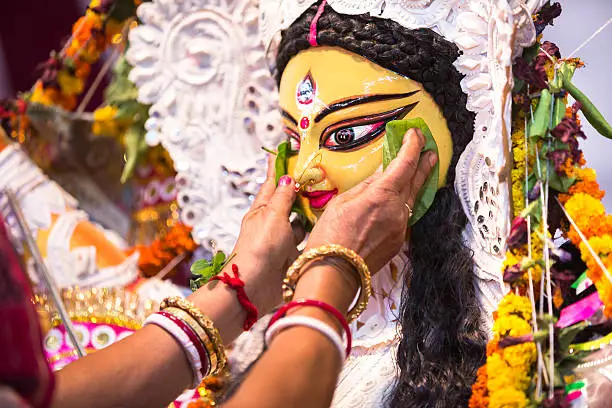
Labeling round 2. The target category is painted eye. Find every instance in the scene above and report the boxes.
[323,122,385,149]
[285,128,300,151]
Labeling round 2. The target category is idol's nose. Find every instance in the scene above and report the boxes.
[292,150,325,189]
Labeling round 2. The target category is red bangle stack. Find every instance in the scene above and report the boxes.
[268,298,352,357]
[158,311,210,376]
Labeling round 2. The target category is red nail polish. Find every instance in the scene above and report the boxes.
[278,175,293,187]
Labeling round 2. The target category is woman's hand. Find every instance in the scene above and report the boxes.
[225,157,301,313]
[306,128,437,273]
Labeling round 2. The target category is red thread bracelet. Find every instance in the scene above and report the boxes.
[158,311,210,376]
[268,298,352,357]
[211,264,259,331]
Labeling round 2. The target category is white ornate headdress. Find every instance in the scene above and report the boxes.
[127,0,546,299]
[127,0,282,252]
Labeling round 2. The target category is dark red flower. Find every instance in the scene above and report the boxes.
[543,389,570,408]
[503,263,524,284]
[534,3,563,36]
[507,216,528,249]
[513,57,548,90]
[512,92,532,112]
[499,333,533,348]
[551,117,585,144]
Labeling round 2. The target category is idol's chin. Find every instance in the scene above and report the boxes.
[296,196,322,225]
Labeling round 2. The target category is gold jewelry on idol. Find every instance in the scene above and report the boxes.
[282,244,372,322]
[160,297,227,375]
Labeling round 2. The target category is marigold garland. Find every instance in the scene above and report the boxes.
[128,222,197,278]
[29,0,135,111]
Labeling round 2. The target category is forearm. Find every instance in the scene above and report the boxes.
[52,257,262,408]
[52,324,190,408]
[224,262,358,408]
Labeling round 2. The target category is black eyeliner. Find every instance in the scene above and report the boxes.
[321,102,419,152]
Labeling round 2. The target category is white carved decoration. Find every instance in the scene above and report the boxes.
[127,0,282,252]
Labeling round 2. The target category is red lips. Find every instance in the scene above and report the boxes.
[301,189,338,209]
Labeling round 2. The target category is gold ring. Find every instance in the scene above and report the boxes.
[404,202,413,218]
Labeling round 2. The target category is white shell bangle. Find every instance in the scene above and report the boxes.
[265,315,346,362]
[144,313,203,388]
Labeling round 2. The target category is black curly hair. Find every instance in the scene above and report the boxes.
[274,4,487,407]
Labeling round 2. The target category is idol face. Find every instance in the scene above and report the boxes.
[279,46,453,223]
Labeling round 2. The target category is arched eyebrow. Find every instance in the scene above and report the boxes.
[314,90,420,123]
[281,109,298,126]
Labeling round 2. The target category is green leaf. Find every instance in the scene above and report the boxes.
[536,156,576,193]
[383,119,439,226]
[552,96,567,128]
[190,259,212,274]
[212,251,227,270]
[561,66,612,140]
[529,89,553,140]
[189,251,235,290]
[558,321,589,352]
[522,43,541,64]
[120,124,148,183]
[275,141,289,184]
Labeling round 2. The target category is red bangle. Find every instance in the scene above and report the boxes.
[268,299,352,357]
[158,311,210,376]
[211,264,259,331]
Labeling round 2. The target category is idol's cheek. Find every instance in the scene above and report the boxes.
[287,155,298,180]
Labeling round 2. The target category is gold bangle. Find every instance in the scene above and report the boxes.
[282,244,372,322]
[160,297,227,375]
[163,307,217,376]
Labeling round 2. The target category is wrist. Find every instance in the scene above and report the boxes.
[292,259,359,316]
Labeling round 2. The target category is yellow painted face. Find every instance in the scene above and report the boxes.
[280,46,453,223]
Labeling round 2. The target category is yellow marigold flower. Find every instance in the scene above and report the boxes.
[493,315,532,337]
[30,85,56,106]
[565,193,606,244]
[502,343,536,369]
[57,71,84,95]
[489,388,529,408]
[486,354,515,392]
[92,106,123,137]
[502,251,521,271]
[497,293,533,321]
[530,230,544,258]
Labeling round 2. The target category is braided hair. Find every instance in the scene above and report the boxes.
[275,4,487,407]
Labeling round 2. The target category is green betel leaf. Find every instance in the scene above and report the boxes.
[191,259,212,274]
[212,251,227,270]
[275,141,289,185]
[383,119,439,226]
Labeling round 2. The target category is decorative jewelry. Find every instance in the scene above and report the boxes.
[265,315,345,362]
[404,202,413,219]
[160,297,227,375]
[210,264,259,331]
[162,307,216,376]
[158,311,210,375]
[144,313,204,388]
[268,298,351,357]
[282,244,371,323]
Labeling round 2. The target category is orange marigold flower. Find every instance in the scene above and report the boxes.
[553,285,564,309]
[469,365,489,408]
[30,82,60,106]
[72,15,102,44]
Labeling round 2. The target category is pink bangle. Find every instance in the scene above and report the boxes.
[158,311,210,376]
[268,299,352,357]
